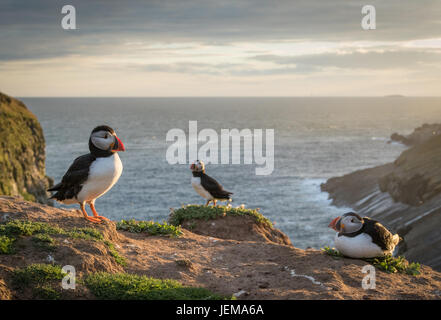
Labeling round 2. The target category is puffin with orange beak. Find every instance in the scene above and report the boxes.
[328,212,401,258]
[48,125,125,223]
[190,160,233,206]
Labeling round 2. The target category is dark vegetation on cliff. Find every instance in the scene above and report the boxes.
[0,92,52,204]
[1,196,441,300]
[322,123,441,271]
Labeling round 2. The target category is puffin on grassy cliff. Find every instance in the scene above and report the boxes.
[328,212,401,258]
[48,125,125,223]
[190,160,233,206]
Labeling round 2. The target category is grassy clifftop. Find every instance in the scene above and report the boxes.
[0,92,52,203]
[2,197,441,300]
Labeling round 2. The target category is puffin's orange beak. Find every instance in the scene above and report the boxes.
[328,217,341,231]
[113,136,125,152]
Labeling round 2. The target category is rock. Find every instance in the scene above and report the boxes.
[0,92,52,204]
[0,278,12,300]
[379,134,441,206]
[175,259,193,268]
[233,290,249,298]
[389,123,441,146]
[181,215,292,245]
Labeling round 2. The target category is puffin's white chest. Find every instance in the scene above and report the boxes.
[77,153,123,203]
[334,233,385,259]
[191,176,213,200]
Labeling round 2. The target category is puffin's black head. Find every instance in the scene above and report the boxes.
[190,160,205,173]
[92,125,115,135]
[328,212,364,234]
[89,125,125,156]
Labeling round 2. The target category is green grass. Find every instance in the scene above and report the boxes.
[0,220,64,237]
[322,246,344,258]
[0,235,15,254]
[117,219,182,237]
[68,227,104,241]
[322,247,421,275]
[0,220,105,254]
[21,191,36,202]
[169,205,273,228]
[12,264,66,287]
[365,256,421,275]
[11,264,66,300]
[104,241,127,267]
[84,272,231,300]
[0,220,104,241]
[32,234,56,251]
[32,285,61,300]
[0,219,125,268]
[0,220,63,254]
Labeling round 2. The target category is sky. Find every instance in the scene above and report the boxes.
[0,0,440,97]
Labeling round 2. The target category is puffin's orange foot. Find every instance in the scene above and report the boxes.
[78,206,102,223]
[89,203,110,222]
[94,215,110,221]
[85,216,102,223]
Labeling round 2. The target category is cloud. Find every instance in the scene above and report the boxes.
[119,49,441,76]
[1,0,440,96]
[252,49,441,72]
[0,0,440,62]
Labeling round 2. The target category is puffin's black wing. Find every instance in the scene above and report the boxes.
[362,217,396,251]
[200,173,233,200]
[48,153,96,201]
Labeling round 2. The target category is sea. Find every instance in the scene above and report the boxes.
[22,97,441,249]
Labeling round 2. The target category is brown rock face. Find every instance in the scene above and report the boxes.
[379,134,441,206]
[0,92,52,204]
[181,215,292,245]
[390,123,441,146]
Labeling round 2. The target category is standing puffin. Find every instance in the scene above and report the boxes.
[190,160,233,206]
[328,212,401,258]
[48,125,125,223]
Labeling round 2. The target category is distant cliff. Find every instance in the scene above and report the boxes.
[0,92,52,204]
[322,124,441,271]
[389,123,441,146]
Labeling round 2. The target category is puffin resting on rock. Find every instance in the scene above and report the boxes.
[328,212,401,258]
[48,125,125,223]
